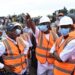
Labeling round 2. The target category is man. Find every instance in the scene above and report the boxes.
[23,16,37,75]
[51,12,64,36]
[0,23,30,75]
[0,24,6,41]
[25,14,58,75]
[50,16,75,75]
[67,14,75,30]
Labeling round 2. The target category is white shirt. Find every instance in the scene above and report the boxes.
[27,34,33,47]
[23,27,35,37]
[50,39,75,62]
[23,27,34,47]
[0,42,5,56]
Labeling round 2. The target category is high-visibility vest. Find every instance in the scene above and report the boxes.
[54,31,75,75]
[20,33,29,41]
[20,33,30,59]
[2,37,27,74]
[36,30,58,64]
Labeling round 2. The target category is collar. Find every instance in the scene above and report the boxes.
[6,36,17,44]
[69,31,75,37]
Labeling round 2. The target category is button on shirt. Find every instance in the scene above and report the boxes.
[50,39,75,62]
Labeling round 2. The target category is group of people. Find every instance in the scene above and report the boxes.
[0,13,75,75]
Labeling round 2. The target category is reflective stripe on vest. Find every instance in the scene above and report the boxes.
[3,39,13,55]
[10,60,26,67]
[3,53,25,60]
[54,65,72,74]
[36,52,54,58]
[17,37,26,48]
[50,31,58,42]
[37,46,50,51]
[39,32,43,47]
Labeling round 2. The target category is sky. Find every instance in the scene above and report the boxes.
[0,0,75,17]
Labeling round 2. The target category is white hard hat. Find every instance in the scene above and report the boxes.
[39,16,50,24]
[59,16,73,26]
[12,22,22,28]
[12,22,21,26]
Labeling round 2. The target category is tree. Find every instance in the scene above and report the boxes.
[59,7,68,15]
[52,7,68,16]
[69,9,75,14]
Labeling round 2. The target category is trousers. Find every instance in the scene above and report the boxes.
[37,61,54,75]
[0,71,26,75]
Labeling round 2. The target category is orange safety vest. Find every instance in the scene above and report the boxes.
[20,33,30,59]
[2,37,27,74]
[54,31,75,75]
[36,30,58,64]
[20,33,29,41]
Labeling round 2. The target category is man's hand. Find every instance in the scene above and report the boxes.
[25,13,33,28]
[0,63,4,69]
[53,51,62,62]
[4,65,11,71]
[4,65,15,73]
[25,13,31,20]
[25,13,36,33]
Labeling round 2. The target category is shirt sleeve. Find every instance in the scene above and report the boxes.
[0,63,4,69]
[24,41,30,55]
[0,42,6,56]
[35,27,40,44]
[60,39,75,62]
[50,44,56,53]
[27,35,33,47]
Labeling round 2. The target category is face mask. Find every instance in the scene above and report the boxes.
[59,28,70,36]
[38,25,48,32]
[15,29,21,35]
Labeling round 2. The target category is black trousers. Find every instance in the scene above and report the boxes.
[0,71,26,75]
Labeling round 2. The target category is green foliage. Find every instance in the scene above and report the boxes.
[69,9,75,14]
